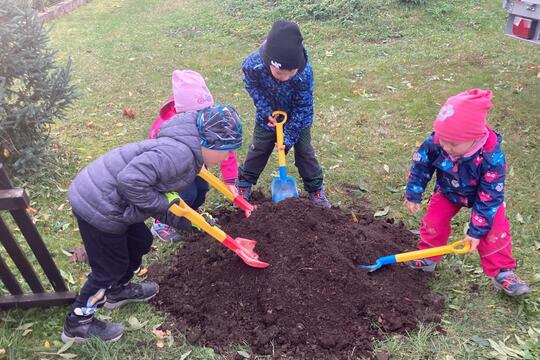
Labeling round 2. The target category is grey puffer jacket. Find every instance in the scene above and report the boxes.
[68,112,204,234]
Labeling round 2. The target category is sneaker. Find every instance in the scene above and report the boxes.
[61,313,124,343]
[104,281,159,310]
[151,220,182,241]
[492,270,530,297]
[405,259,437,272]
[237,181,252,201]
[308,189,331,208]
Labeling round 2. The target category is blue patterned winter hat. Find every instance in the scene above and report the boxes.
[197,105,243,150]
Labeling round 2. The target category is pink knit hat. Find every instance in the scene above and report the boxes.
[433,88,493,142]
[172,70,214,113]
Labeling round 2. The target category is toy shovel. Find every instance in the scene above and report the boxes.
[198,167,255,217]
[167,194,269,268]
[271,111,299,203]
[360,239,470,272]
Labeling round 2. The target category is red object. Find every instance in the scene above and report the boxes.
[416,192,516,277]
[232,196,256,217]
[512,16,537,39]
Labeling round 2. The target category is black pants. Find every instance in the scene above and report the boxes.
[238,125,324,193]
[71,213,153,314]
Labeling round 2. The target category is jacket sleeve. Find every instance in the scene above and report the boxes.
[284,65,314,148]
[243,64,273,127]
[220,150,238,183]
[116,145,193,216]
[468,152,506,239]
[405,137,436,203]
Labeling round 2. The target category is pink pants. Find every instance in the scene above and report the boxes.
[418,192,516,277]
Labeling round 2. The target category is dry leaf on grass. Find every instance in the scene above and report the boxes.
[122,108,137,119]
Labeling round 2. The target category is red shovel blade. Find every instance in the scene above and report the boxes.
[222,236,270,268]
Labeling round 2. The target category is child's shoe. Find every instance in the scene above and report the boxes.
[151,220,182,241]
[237,181,252,201]
[492,270,530,297]
[308,189,331,208]
[405,258,437,272]
[61,313,124,343]
[104,281,159,309]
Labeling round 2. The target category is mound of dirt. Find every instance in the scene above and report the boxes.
[150,195,444,359]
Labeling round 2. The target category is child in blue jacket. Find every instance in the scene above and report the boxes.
[237,19,330,208]
[404,89,529,297]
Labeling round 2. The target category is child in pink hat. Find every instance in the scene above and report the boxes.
[404,89,530,297]
[148,70,239,241]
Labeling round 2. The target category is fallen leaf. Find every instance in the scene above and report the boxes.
[179,350,192,360]
[57,203,65,211]
[127,316,148,331]
[16,322,34,331]
[3,147,10,158]
[68,245,87,263]
[135,267,148,277]
[445,355,456,360]
[57,340,74,355]
[44,340,50,348]
[86,121,94,129]
[22,329,32,336]
[351,212,358,223]
[156,340,164,348]
[374,207,390,217]
[515,213,524,224]
[152,329,166,338]
[122,107,137,119]
[0,348,5,355]
[27,207,39,215]
[383,164,390,173]
[59,354,78,359]
[237,350,251,358]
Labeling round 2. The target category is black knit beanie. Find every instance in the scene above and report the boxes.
[261,19,306,72]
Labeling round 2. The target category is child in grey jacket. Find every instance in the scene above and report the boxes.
[62,105,243,343]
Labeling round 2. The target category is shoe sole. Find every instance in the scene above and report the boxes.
[492,281,530,297]
[61,331,123,343]
[103,291,159,310]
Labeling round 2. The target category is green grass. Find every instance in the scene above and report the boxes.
[1,0,539,358]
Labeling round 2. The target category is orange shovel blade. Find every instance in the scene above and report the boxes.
[222,236,270,268]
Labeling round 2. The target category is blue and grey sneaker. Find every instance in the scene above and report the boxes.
[405,259,437,272]
[308,189,331,208]
[151,220,182,242]
[61,313,124,343]
[492,270,530,297]
[104,281,159,310]
[237,181,253,202]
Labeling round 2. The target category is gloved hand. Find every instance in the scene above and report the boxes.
[165,192,181,207]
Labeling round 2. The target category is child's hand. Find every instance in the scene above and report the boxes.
[226,183,238,196]
[267,115,277,127]
[274,143,286,152]
[465,236,480,253]
[404,200,421,214]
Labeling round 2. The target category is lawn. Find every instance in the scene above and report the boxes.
[0,0,539,359]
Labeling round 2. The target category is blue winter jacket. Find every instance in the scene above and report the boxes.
[405,130,507,239]
[242,49,314,148]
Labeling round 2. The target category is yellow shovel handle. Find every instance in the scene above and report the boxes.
[199,167,234,202]
[168,199,227,243]
[395,240,470,263]
[272,111,287,167]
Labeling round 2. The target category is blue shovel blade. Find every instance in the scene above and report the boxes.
[271,176,299,203]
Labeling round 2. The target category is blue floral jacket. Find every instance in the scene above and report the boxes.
[242,49,314,148]
[405,130,507,239]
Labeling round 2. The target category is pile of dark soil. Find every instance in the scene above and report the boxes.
[150,195,444,359]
